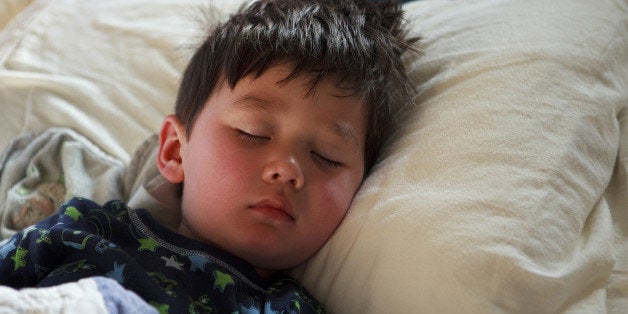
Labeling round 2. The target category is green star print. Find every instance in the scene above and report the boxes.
[214,270,234,293]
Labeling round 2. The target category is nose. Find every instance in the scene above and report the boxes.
[262,156,305,189]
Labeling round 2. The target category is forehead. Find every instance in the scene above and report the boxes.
[228,59,365,99]
[219,64,368,145]
[230,62,366,105]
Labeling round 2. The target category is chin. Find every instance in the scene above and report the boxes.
[233,232,323,272]
[239,246,311,274]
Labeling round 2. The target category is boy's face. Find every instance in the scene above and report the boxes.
[159,64,367,275]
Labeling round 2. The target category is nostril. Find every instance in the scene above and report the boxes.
[263,163,303,188]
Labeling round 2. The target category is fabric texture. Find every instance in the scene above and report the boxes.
[0,197,323,313]
[0,277,109,314]
[0,0,626,313]
[0,128,125,240]
[0,276,157,314]
[0,0,32,30]
[93,277,158,314]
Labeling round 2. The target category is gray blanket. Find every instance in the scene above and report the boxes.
[0,128,159,241]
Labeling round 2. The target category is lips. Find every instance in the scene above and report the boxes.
[248,198,295,221]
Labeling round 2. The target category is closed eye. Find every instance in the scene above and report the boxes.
[236,129,270,143]
[312,151,343,169]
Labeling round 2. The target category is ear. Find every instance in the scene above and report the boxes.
[157,115,186,183]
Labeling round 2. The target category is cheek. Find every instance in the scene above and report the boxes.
[217,146,259,184]
[310,173,361,229]
[182,140,255,211]
[186,135,253,181]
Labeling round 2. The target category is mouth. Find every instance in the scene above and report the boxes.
[248,198,295,222]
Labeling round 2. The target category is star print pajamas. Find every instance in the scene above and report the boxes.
[0,198,323,313]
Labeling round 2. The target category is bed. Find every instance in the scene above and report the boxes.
[0,0,626,312]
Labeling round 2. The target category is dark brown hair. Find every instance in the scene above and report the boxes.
[175,0,419,173]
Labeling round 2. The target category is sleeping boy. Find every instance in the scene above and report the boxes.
[0,0,418,312]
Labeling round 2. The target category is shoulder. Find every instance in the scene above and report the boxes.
[56,198,130,224]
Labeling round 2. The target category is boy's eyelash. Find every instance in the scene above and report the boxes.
[236,129,269,143]
[312,152,343,169]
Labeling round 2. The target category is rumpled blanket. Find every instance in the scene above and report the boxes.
[0,277,157,314]
[0,128,126,240]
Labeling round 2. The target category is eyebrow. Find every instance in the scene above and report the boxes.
[327,122,360,149]
[231,94,279,113]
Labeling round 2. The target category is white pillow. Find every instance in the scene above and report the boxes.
[292,0,628,313]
